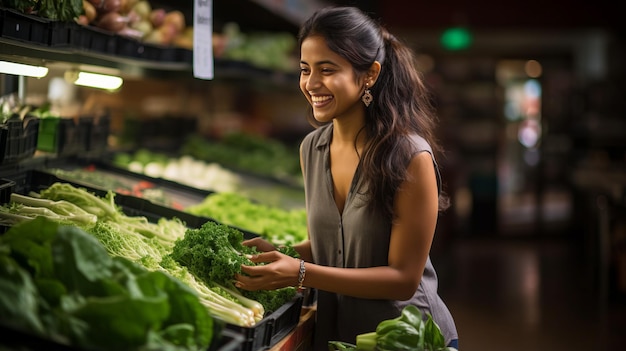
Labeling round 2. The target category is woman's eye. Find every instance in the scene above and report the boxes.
[300,68,310,74]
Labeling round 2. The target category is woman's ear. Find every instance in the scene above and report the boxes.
[367,61,382,87]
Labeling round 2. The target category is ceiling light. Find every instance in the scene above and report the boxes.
[0,61,49,78]
[65,70,123,91]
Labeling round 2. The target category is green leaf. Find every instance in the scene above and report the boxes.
[51,225,113,293]
[423,314,446,350]
[0,255,46,335]
[0,216,59,278]
[376,321,421,350]
[399,304,424,329]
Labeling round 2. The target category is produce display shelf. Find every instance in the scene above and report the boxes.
[226,294,304,351]
[0,171,305,351]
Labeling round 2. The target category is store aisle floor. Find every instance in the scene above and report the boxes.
[433,236,626,351]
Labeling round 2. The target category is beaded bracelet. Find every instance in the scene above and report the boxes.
[297,259,306,290]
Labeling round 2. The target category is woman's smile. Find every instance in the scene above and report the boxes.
[311,94,334,108]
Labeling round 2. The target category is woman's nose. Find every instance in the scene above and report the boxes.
[305,73,321,91]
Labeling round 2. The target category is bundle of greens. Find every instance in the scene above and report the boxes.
[328,305,457,351]
[168,220,298,316]
[0,217,213,351]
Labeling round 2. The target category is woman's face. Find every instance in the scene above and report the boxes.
[299,35,365,124]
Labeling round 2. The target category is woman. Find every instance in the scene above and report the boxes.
[235,6,459,350]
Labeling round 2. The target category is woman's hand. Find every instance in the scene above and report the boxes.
[235,251,301,291]
[242,237,276,253]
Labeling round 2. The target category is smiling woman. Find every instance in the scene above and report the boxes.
[234,6,459,351]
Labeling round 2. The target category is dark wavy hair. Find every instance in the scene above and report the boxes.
[298,6,449,218]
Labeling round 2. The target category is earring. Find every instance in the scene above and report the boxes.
[362,83,373,107]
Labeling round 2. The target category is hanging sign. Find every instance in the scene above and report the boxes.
[194,0,213,79]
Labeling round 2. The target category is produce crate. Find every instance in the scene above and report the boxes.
[178,47,193,64]
[0,115,40,164]
[210,328,246,351]
[86,114,110,152]
[115,34,142,58]
[0,177,15,205]
[225,294,304,351]
[48,20,72,47]
[84,25,117,55]
[37,117,86,156]
[1,8,31,41]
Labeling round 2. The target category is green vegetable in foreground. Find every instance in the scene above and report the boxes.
[0,217,213,351]
[328,305,456,351]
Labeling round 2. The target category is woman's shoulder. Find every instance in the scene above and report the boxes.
[407,133,433,154]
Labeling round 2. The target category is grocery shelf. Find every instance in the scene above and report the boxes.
[0,36,190,79]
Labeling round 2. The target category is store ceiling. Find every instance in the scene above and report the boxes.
[153,1,621,34]
[332,0,621,31]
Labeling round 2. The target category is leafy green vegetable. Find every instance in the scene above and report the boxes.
[328,305,454,351]
[168,220,297,314]
[38,182,187,247]
[0,254,46,336]
[181,133,302,182]
[0,217,214,351]
[185,192,307,246]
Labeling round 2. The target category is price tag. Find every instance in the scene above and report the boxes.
[193,0,213,80]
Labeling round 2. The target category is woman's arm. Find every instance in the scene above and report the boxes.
[237,152,439,300]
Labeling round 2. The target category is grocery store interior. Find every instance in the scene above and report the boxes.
[1,0,625,350]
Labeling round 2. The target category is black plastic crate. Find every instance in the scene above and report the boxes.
[37,117,86,156]
[84,25,117,54]
[226,294,303,351]
[266,294,304,348]
[1,8,32,42]
[115,34,142,58]
[0,177,15,205]
[76,116,93,151]
[210,328,246,351]
[48,20,73,47]
[178,47,193,64]
[0,116,40,164]
[86,114,110,152]
[160,46,179,62]
[68,23,90,49]
[138,42,162,61]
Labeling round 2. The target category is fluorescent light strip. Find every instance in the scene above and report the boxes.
[73,71,123,90]
[0,61,48,78]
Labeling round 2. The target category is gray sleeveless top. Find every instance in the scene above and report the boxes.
[300,124,457,350]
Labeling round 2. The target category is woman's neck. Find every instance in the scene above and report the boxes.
[332,115,366,146]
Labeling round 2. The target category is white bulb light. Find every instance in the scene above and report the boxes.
[69,71,123,91]
[0,61,48,78]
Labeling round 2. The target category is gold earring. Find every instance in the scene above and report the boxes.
[362,83,373,107]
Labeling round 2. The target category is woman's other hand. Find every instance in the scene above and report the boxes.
[235,251,300,291]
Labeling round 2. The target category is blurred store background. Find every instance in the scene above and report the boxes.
[1,0,625,350]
